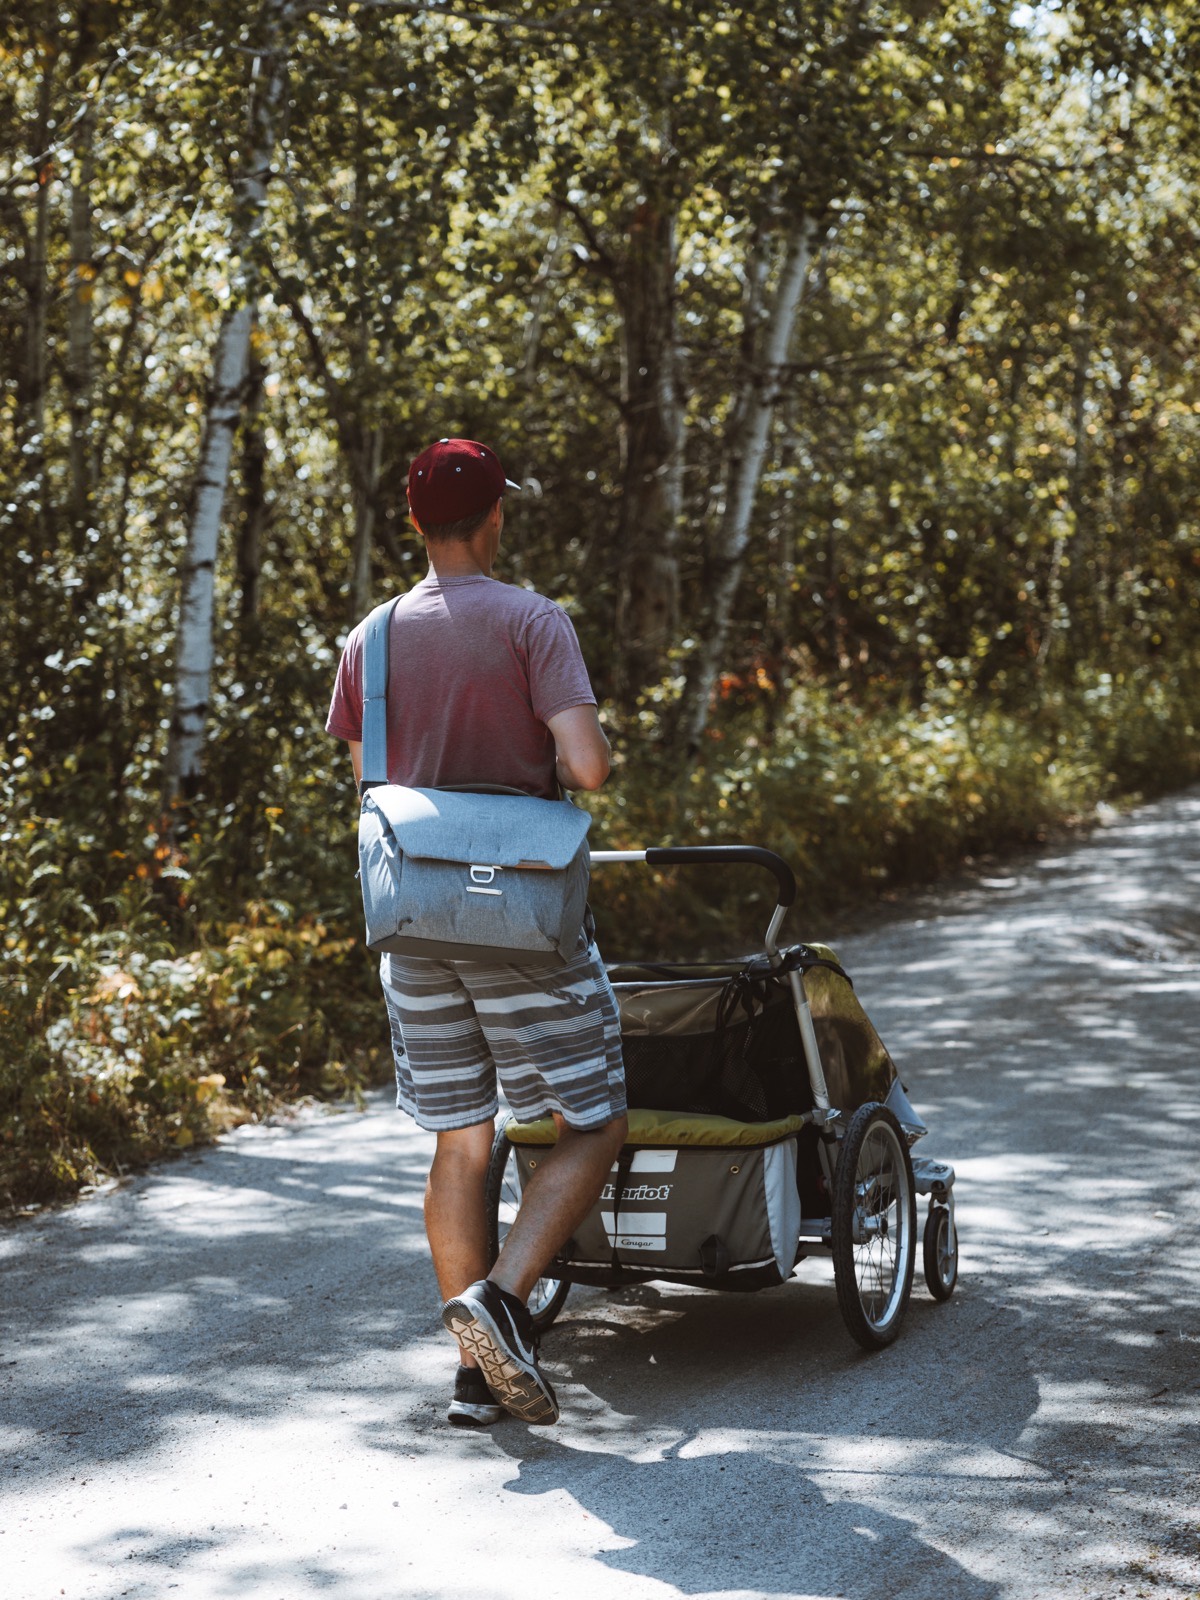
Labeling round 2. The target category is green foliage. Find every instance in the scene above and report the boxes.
[2,0,1200,1208]
[0,749,388,1206]
[586,661,1200,960]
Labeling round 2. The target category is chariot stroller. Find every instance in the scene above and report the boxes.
[487,845,959,1351]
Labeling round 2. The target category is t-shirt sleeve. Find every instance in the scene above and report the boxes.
[326,625,366,741]
[524,605,597,725]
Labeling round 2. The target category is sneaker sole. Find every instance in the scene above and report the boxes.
[442,1297,559,1426]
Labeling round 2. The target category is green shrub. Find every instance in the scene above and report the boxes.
[0,903,388,1208]
[584,662,1200,960]
[0,753,385,1207]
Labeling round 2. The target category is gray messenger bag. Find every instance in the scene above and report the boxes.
[356,597,592,964]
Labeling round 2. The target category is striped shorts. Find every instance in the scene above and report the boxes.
[379,941,626,1133]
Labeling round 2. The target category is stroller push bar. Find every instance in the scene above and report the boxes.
[590,845,796,906]
[589,845,796,958]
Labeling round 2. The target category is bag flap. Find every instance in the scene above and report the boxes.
[363,785,591,869]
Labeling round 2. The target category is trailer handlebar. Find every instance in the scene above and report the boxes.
[589,845,796,909]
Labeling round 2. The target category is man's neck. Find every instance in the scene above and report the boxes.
[424,533,494,581]
[425,552,490,580]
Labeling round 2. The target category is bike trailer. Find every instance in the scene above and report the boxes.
[488,845,959,1351]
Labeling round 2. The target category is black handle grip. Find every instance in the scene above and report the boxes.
[643,845,796,908]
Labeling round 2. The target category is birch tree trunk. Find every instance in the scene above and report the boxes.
[163,2,294,810]
[1038,293,1090,672]
[66,103,96,548]
[612,199,685,703]
[349,427,383,624]
[237,337,268,627]
[19,55,55,538]
[674,218,820,758]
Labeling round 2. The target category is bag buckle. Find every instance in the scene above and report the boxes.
[467,864,503,896]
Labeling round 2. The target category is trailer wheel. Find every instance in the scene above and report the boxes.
[484,1126,571,1334]
[831,1103,917,1350]
[923,1204,958,1301]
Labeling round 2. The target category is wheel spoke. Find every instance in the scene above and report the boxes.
[838,1107,921,1344]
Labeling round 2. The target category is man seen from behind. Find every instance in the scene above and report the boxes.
[326,437,627,1428]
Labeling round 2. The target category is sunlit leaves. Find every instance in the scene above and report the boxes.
[3,0,1200,1205]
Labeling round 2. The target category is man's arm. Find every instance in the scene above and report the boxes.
[547,705,610,791]
[347,739,363,787]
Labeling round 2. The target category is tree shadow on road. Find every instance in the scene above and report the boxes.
[5,792,1200,1597]
[501,1438,1001,1599]
[472,1275,1022,1599]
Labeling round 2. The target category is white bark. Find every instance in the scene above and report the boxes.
[66,104,96,543]
[350,426,383,623]
[21,60,54,521]
[163,3,294,807]
[1038,295,1090,672]
[613,200,685,696]
[165,303,253,793]
[676,218,819,756]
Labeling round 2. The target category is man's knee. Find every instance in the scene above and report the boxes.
[555,1112,627,1158]
[430,1120,494,1173]
[601,1112,628,1155]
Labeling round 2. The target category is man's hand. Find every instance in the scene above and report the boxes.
[546,705,610,791]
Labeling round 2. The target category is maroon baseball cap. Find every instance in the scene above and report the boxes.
[406,438,521,527]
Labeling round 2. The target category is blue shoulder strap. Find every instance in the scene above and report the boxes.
[360,597,401,792]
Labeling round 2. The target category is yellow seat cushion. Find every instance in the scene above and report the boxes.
[504,1107,810,1148]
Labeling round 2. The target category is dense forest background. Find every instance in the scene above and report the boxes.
[3,0,1198,1207]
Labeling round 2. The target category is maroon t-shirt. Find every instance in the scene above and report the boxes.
[325,574,596,798]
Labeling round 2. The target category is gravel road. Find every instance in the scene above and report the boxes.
[4,788,1199,1600]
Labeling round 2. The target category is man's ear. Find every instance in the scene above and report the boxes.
[406,492,423,537]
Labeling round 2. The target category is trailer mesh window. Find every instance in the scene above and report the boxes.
[617,978,813,1121]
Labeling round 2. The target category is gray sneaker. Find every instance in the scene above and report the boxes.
[441,1279,559,1426]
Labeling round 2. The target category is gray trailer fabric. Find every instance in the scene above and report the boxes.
[516,1129,803,1290]
[616,978,735,1037]
[608,973,811,1122]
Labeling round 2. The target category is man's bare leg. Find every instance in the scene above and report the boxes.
[424,1120,494,1366]
[488,1112,627,1303]
[439,1111,626,1425]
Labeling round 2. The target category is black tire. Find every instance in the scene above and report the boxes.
[923,1204,958,1301]
[484,1126,571,1334]
[831,1102,917,1350]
